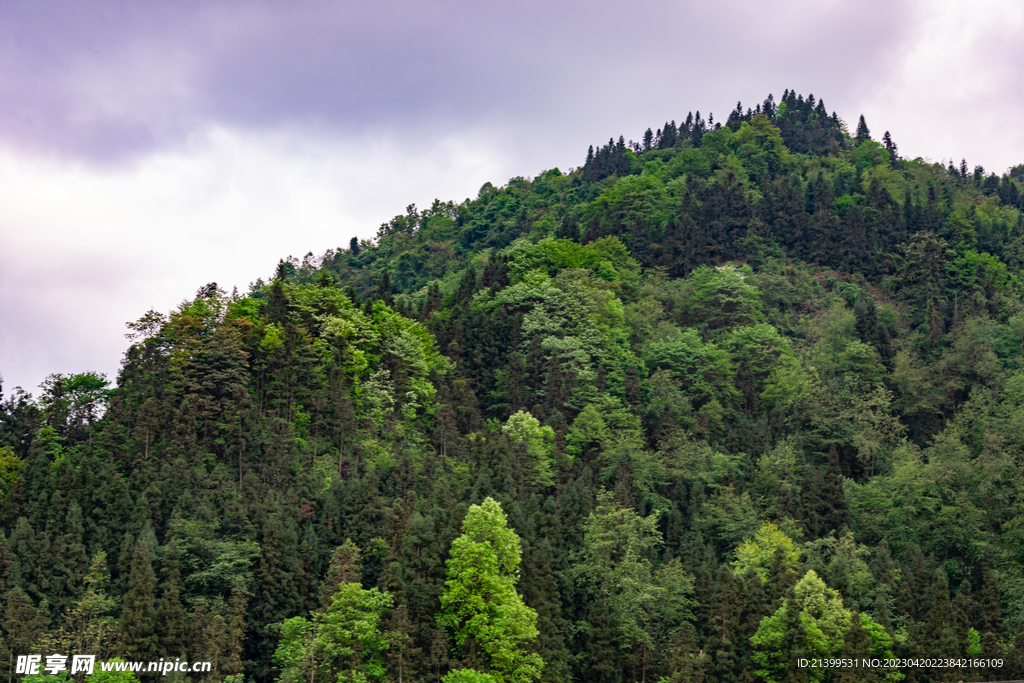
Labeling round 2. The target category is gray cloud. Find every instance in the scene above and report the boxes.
[0,0,920,165]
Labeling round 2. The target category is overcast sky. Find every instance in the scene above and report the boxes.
[1,0,1023,397]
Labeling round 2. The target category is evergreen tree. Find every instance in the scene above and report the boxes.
[836,614,879,683]
[3,587,48,659]
[882,131,898,168]
[253,505,305,679]
[586,602,619,683]
[119,541,158,660]
[855,115,871,144]
[664,622,704,683]
[156,542,187,656]
[923,571,957,656]
[319,538,362,609]
[709,566,744,683]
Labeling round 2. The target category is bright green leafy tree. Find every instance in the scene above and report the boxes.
[439,498,543,683]
[732,521,801,582]
[275,581,393,683]
[750,570,901,683]
[501,411,556,486]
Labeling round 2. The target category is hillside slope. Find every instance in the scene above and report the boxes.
[3,91,1024,683]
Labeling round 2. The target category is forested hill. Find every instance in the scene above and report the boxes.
[3,90,1024,683]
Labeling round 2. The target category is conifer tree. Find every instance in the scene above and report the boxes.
[741,567,770,649]
[255,505,304,679]
[6,517,34,593]
[120,541,158,660]
[520,539,570,683]
[923,571,957,655]
[319,538,362,609]
[203,613,230,674]
[836,614,879,683]
[156,542,187,656]
[980,556,1002,635]
[59,501,89,607]
[709,566,743,683]
[766,545,797,607]
[32,529,54,607]
[384,603,418,683]
[664,623,704,683]
[225,592,248,676]
[855,115,871,144]
[3,587,48,660]
[881,131,898,168]
[0,531,9,588]
[586,602,619,683]
[44,552,120,660]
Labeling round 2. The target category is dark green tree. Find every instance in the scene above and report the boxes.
[119,541,158,660]
[855,115,871,144]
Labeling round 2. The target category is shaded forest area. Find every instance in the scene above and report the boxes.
[3,90,1024,683]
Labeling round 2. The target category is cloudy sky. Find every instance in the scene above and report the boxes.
[1,0,1023,396]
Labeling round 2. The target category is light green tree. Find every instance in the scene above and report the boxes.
[731,114,788,177]
[750,570,900,683]
[564,404,610,465]
[501,411,555,485]
[966,627,982,655]
[442,670,498,683]
[275,617,325,683]
[680,265,765,331]
[319,583,392,683]
[732,521,801,582]
[0,445,24,516]
[645,329,738,410]
[274,582,393,683]
[439,498,542,683]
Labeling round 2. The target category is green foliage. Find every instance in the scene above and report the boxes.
[319,583,393,683]
[442,670,498,683]
[679,265,765,331]
[575,491,674,653]
[0,445,24,514]
[502,237,640,287]
[853,141,889,172]
[22,665,139,683]
[501,411,555,485]
[732,521,800,582]
[440,498,543,683]
[645,330,737,410]
[732,114,788,178]
[119,542,157,660]
[751,571,900,683]
[43,552,120,659]
[581,175,671,244]
[274,582,393,683]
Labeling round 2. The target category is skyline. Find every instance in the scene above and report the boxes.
[2,0,1023,395]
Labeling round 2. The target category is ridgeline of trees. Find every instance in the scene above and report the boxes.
[3,90,1024,683]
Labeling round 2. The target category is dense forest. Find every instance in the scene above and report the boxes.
[3,90,1024,683]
